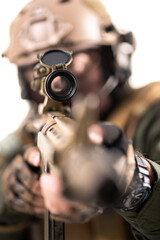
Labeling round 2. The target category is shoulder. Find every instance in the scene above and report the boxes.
[133,99,160,163]
[107,81,160,131]
[107,82,160,162]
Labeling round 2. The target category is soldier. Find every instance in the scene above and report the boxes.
[1,0,160,240]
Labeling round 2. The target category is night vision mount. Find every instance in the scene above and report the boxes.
[32,49,77,113]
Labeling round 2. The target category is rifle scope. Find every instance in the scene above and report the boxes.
[39,49,77,102]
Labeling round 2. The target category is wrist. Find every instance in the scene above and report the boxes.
[120,154,152,211]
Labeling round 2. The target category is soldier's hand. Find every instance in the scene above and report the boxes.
[2,146,44,215]
[39,123,135,222]
[40,173,102,223]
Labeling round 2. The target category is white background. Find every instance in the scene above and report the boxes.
[0,0,160,140]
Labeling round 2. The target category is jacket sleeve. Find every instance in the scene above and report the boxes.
[117,159,160,240]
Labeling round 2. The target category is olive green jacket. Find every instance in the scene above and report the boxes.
[108,82,160,240]
[118,159,160,240]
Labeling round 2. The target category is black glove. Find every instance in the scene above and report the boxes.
[99,122,131,155]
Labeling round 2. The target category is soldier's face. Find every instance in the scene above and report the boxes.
[68,49,105,95]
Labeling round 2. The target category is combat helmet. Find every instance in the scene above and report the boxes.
[3,0,135,98]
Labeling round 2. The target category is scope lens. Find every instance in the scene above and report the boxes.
[45,70,77,101]
[50,76,69,93]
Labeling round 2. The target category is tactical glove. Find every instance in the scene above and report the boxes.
[40,123,135,223]
[2,147,44,215]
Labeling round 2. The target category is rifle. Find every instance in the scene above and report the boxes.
[27,49,129,240]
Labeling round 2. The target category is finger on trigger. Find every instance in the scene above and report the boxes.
[24,147,41,166]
